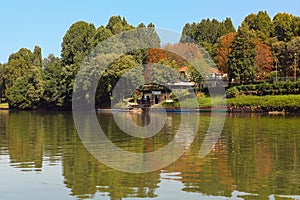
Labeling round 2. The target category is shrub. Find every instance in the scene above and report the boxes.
[226,87,239,98]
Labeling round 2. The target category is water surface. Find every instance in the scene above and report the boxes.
[0,110,299,199]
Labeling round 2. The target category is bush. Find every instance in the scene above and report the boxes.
[226,87,239,98]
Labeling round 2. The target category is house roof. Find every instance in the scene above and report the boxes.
[209,67,221,74]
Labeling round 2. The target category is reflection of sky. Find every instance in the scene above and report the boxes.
[0,155,73,200]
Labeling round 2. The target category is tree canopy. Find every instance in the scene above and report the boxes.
[1,12,300,110]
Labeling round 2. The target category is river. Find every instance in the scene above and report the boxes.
[0,110,299,199]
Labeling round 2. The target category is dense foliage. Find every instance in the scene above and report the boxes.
[1,12,299,110]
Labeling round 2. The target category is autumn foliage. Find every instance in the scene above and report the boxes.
[215,32,237,74]
[255,40,274,80]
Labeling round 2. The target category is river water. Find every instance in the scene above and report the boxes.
[0,110,299,200]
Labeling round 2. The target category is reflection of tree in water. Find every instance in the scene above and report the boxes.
[169,114,300,199]
[0,111,9,153]
[6,111,44,170]
[1,112,300,199]
[62,132,160,199]
[129,112,151,127]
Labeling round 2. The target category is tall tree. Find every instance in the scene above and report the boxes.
[223,18,236,33]
[215,32,237,74]
[272,37,300,78]
[61,21,96,66]
[242,11,272,37]
[272,41,291,78]
[7,66,44,109]
[228,27,258,83]
[106,16,134,34]
[33,46,42,67]
[4,48,34,90]
[92,26,113,48]
[293,16,300,36]
[181,17,235,45]
[255,40,274,80]
[287,37,300,81]
[0,63,4,101]
[255,11,272,37]
[41,54,65,109]
[273,13,295,42]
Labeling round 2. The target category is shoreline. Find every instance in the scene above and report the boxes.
[97,106,291,114]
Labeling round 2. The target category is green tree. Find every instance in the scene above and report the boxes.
[92,26,113,48]
[181,18,235,58]
[181,18,235,45]
[228,27,258,84]
[223,17,236,33]
[0,63,4,101]
[41,54,66,109]
[242,11,272,37]
[273,13,295,41]
[33,46,42,67]
[287,37,300,81]
[242,13,256,30]
[97,55,139,105]
[4,48,34,91]
[106,16,134,35]
[272,41,291,77]
[293,16,300,36]
[255,11,272,37]
[7,66,44,109]
[61,21,96,66]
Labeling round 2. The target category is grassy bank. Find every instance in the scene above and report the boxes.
[159,95,300,112]
[227,95,300,112]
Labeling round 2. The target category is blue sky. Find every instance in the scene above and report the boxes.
[0,0,299,63]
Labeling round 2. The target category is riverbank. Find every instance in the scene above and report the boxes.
[0,103,9,110]
[5,95,300,113]
[157,95,300,113]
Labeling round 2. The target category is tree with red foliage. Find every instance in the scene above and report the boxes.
[215,32,237,74]
[255,40,274,80]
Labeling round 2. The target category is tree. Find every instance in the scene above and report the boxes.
[255,11,272,37]
[92,26,113,48]
[4,48,34,91]
[242,11,272,37]
[242,13,256,30]
[33,46,42,67]
[287,37,300,81]
[272,41,291,78]
[41,54,66,109]
[223,18,236,34]
[273,13,295,41]
[181,18,235,58]
[228,27,258,84]
[181,17,235,45]
[75,53,140,107]
[7,66,44,109]
[215,32,237,74]
[293,16,300,36]
[0,63,4,101]
[61,21,96,66]
[272,37,300,79]
[106,16,134,35]
[255,41,274,80]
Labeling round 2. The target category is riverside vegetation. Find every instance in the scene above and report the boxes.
[0,12,299,111]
